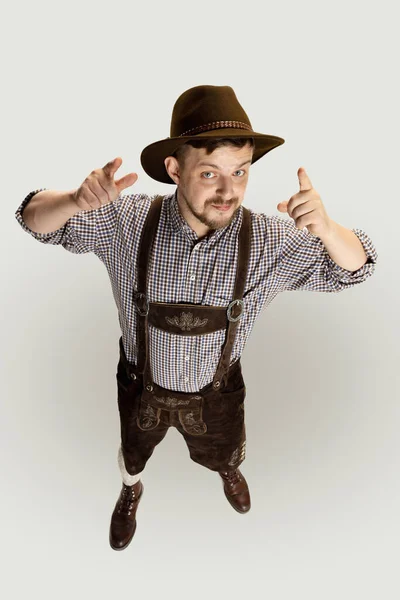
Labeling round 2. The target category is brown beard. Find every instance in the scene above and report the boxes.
[178,187,240,230]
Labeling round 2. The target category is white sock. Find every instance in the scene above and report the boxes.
[118,445,142,486]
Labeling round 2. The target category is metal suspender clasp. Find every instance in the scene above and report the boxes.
[135,292,149,316]
[227,299,244,322]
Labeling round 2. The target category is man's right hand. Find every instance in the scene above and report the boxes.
[73,157,138,211]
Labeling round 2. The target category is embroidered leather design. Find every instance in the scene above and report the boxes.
[165,311,208,331]
[228,440,246,466]
[178,409,207,435]
[137,403,160,430]
[155,395,190,408]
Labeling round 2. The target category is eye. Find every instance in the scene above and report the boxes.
[201,172,214,179]
[234,170,245,176]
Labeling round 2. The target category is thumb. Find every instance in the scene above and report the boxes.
[277,200,288,213]
[115,172,138,192]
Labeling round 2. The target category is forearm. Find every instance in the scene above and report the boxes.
[319,219,368,272]
[22,189,79,234]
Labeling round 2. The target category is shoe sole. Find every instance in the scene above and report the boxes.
[109,485,144,550]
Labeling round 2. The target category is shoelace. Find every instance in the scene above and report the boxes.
[223,470,241,486]
[117,485,137,515]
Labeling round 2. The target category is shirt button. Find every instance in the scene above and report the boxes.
[185,356,190,361]
[190,275,195,281]
[184,376,189,382]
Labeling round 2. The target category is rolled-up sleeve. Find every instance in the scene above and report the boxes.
[15,188,118,256]
[274,216,378,292]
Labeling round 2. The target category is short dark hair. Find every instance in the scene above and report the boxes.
[172,137,255,169]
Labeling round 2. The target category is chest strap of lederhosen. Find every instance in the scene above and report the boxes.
[212,205,250,390]
[134,195,164,376]
[134,195,251,390]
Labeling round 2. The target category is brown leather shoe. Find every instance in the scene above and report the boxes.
[219,468,251,513]
[109,480,144,550]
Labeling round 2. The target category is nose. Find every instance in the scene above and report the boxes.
[216,176,234,201]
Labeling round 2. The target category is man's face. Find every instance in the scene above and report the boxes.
[164,142,253,234]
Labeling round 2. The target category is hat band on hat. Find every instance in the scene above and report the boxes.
[179,120,253,137]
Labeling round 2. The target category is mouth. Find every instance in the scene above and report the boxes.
[211,204,232,212]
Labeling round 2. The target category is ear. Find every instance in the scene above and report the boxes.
[164,156,180,185]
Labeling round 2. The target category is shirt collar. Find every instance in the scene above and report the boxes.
[167,188,242,244]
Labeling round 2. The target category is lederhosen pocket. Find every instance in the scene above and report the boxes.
[115,354,143,440]
[177,405,207,435]
[136,396,162,431]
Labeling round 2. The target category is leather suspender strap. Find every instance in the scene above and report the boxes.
[135,195,164,374]
[212,206,251,390]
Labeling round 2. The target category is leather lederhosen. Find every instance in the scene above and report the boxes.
[116,195,252,474]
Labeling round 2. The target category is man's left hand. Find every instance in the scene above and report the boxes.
[277,167,334,238]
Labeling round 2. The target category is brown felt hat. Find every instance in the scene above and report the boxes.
[140,85,285,184]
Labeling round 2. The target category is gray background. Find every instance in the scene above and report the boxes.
[2,0,398,598]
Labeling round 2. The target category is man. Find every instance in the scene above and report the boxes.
[15,85,378,551]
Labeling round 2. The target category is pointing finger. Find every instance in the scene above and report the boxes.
[103,157,123,180]
[298,166,313,192]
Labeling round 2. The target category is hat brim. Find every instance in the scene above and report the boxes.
[140,129,285,184]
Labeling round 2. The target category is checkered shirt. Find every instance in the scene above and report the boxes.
[15,188,378,391]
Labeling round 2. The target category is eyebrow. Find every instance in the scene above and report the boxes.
[197,159,252,170]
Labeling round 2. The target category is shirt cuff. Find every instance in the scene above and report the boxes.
[15,188,68,240]
[324,228,378,283]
